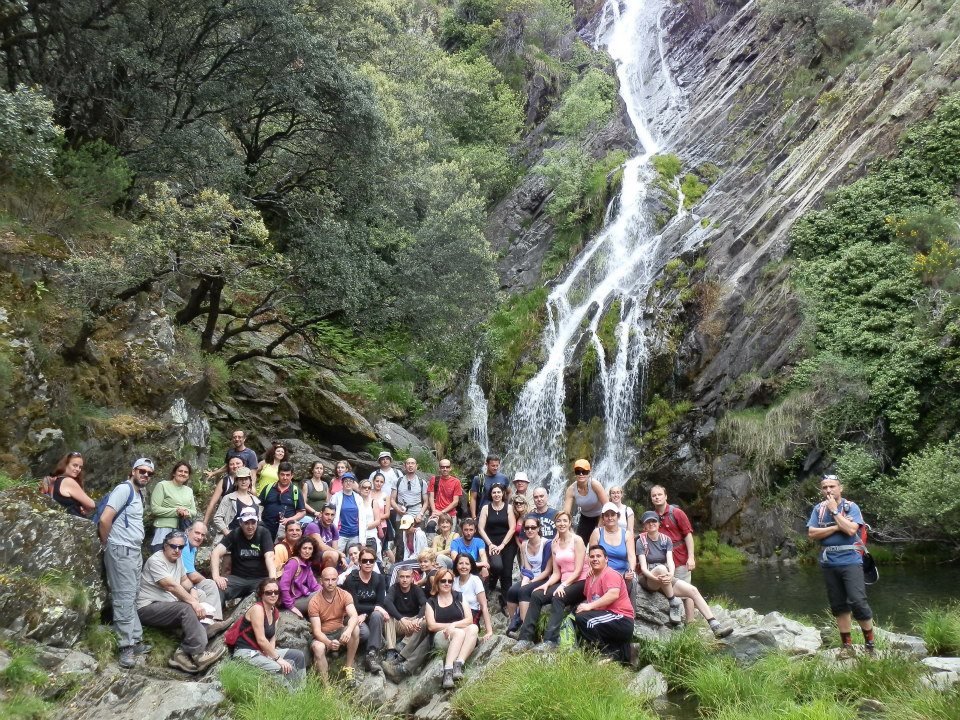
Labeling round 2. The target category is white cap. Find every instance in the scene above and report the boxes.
[238,507,259,522]
[399,514,415,530]
[132,457,155,471]
[513,472,529,484]
[601,502,620,516]
[378,451,393,460]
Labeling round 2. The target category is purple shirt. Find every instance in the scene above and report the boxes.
[278,557,320,609]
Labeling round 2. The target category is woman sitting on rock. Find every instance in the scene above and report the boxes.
[212,468,261,544]
[279,537,321,617]
[151,461,198,550]
[505,514,552,636]
[44,452,95,517]
[232,578,306,686]
[636,510,731,638]
[453,553,494,640]
[430,513,458,569]
[426,568,480,690]
[588,502,636,591]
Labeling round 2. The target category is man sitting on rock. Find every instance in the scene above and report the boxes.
[272,519,303,572]
[179,520,227,628]
[304,503,344,570]
[137,531,227,674]
[574,545,635,664]
[211,506,277,603]
[382,566,426,669]
[308,566,362,685]
[529,487,558,540]
[450,518,489,581]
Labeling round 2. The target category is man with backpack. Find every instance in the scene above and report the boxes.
[392,457,428,527]
[98,457,155,669]
[808,473,875,656]
[650,485,696,622]
[259,461,305,540]
[468,454,509,519]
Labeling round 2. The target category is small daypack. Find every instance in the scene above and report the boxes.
[93,482,135,528]
[559,613,577,650]
[224,602,279,650]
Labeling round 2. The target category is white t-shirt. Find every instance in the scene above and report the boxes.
[453,573,485,611]
[369,466,403,498]
[137,551,185,608]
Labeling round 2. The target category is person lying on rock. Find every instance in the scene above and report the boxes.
[211,506,277,604]
[136,531,226,674]
[636,511,731,638]
[233,578,306,687]
[309,566,362,685]
[574,545,635,664]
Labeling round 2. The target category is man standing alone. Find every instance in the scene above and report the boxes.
[808,473,875,656]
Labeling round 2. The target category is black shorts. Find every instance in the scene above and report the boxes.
[821,563,872,621]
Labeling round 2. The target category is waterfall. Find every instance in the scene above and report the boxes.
[466,355,490,464]
[505,0,686,502]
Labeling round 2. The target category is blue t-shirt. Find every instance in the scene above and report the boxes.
[807,500,864,567]
[182,542,198,574]
[529,508,558,540]
[340,493,359,537]
[451,536,486,561]
[470,472,509,509]
[226,447,258,471]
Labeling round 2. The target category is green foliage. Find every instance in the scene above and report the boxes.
[425,420,449,445]
[914,601,960,655]
[680,173,708,208]
[880,437,960,537]
[697,530,748,564]
[633,625,712,688]
[0,86,63,182]
[538,147,627,230]
[452,650,654,720]
[0,648,48,692]
[761,0,872,55]
[0,472,31,491]
[596,299,622,355]
[652,153,682,182]
[56,140,132,207]
[0,694,52,720]
[831,442,881,494]
[486,286,549,403]
[640,395,693,456]
[549,69,617,138]
[881,685,960,720]
[38,570,90,614]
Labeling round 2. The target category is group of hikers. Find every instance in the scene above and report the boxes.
[41,429,876,688]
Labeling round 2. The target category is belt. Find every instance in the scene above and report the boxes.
[821,544,858,562]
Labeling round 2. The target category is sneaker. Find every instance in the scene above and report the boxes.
[118,646,136,669]
[441,668,455,690]
[668,601,683,625]
[167,648,199,673]
[452,660,465,681]
[342,665,358,687]
[191,646,227,673]
[533,641,559,653]
[133,641,153,655]
[511,640,534,654]
[383,660,409,684]
[365,650,382,674]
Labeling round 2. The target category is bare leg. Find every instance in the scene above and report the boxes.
[445,628,466,667]
[457,624,479,663]
[311,640,329,682]
[519,600,530,621]
[345,623,360,667]
[672,579,713,619]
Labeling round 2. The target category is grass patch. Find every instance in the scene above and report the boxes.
[713,698,856,720]
[452,650,655,720]
[0,472,32,491]
[697,530,748,565]
[634,625,712,689]
[78,622,116,665]
[486,286,549,405]
[0,694,52,720]
[141,626,180,668]
[38,570,90,614]
[882,685,960,720]
[220,662,375,719]
[0,648,49,692]
[914,601,960,655]
[687,654,786,712]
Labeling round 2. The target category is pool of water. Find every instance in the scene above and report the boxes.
[694,561,960,633]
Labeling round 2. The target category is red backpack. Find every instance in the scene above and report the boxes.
[224,602,279,650]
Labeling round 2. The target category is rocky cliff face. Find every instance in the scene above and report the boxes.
[481,0,960,555]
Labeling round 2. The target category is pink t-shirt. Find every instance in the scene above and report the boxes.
[552,539,589,582]
[584,566,634,619]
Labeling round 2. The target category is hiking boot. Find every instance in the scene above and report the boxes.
[384,648,402,663]
[364,650,382,674]
[511,640,534,654]
[168,648,199,673]
[133,640,153,655]
[441,668,455,690]
[118,646,137,669]
[342,665,358,687]
[709,620,733,639]
[864,642,876,656]
[383,660,409,684]
[533,641,559,653]
[191,646,227,673]
[668,601,683,625]
[837,644,856,660]
[205,618,233,639]
[452,660,465,681]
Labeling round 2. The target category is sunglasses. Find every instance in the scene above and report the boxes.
[360,558,376,564]
[574,469,589,475]
[524,525,539,531]
[166,544,185,551]
[438,578,453,585]
[262,589,280,596]
[138,469,155,477]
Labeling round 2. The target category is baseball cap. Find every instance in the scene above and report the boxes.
[399,514,415,530]
[640,511,659,524]
[341,472,356,480]
[601,502,620,516]
[378,451,393,460]
[238,507,259,522]
[132,457,155,471]
[235,466,252,478]
[513,472,529,484]
[573,459,591,472]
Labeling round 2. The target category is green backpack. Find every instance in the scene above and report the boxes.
[559,613,577,650]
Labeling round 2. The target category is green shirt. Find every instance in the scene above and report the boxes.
[151,480,197,529]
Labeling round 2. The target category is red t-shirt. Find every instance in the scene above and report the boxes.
[584,566,634,619]
[429,475,462,516]
[657,505,693,565]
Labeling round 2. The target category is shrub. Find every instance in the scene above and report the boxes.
[885,439,960,537]
[452,650,655,720]
[0,85,63,182]
[652,153,682,181]
[57,139,132,207]
[633,625,712,688]
[914,602,960,655]
[680,173,708,208]
[549,69,617,138]
[698,530,748,564]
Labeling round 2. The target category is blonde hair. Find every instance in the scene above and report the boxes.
[417,548,437,564]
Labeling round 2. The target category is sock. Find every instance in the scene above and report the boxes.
[444,664,453,671]
[669,597,681,606]
[707,618,720,628]
[863,628,874,644]
[840,632,853,646]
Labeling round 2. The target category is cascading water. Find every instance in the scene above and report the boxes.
[465,355,491,463]
[504,0,686,502]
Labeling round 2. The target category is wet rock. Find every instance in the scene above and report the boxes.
[630,664,669,699]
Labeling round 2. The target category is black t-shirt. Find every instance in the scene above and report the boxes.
[428,591,466,624]
[342,569,386,616]
[384,583,427,619]
[220,525,273,579]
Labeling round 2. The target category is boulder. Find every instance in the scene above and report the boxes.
[922,656,960,673]
[634,587,674,629]
[629,664,669,699]
[714,609,821,661]
[876,628,927,658]
[294,384,377,444]
[919,658,960,690]
[414,696,453,720]
[0,487,105,647]
[374,421,431,457]
[70,670,224,720]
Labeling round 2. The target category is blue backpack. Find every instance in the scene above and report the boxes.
[93,482,135,528]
